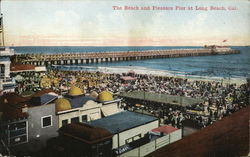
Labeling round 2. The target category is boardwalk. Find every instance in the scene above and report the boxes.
[14,48,239,66]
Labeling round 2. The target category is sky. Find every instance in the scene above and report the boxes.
[1,0,250,46]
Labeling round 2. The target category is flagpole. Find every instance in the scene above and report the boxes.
[0,0,4,47]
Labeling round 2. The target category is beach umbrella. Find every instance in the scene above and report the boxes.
[14,75,24,81]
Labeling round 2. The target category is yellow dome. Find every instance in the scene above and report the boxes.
[55,98,71,112]
[98,91,113,102]
[68,86,84,96]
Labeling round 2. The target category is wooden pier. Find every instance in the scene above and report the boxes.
[13,48,239,66]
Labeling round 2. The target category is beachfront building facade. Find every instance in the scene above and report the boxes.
[89,111,159,151]
[0,90,58,153]
[53,111,182,157]
[0,47,16,95]
[56,86,122,128]
[98,91,122,117]
[57,99,101,127]
[0,11,15,94]
[53,111,160,156]
[56,86,101,128]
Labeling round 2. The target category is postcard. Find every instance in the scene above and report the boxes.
[0,0,249,157]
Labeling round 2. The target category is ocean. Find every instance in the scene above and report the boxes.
[12,46,250,79]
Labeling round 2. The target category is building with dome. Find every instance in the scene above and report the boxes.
[55,98,71,112]
[98,90,122,117]
[97,90,113,102]
[68,85,84,96]
[56,86,101,128]
[56,87,122,128]
[0,86,122,154]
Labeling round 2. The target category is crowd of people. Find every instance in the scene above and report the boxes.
[12,69,250,129]
[106,71,248,128]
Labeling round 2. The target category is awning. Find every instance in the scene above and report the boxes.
[151,125,178,134]
[101,104,119,117]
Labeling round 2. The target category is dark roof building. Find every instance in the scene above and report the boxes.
[0,93,29,121]
[31,93,57,106]
[56,123,114,157]
[89,111,158,134]
[58,123,113,144]
[53,111,159,157]
[89,110,159,151]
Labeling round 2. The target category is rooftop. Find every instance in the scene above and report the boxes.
[58,123,113,144]
[31,93,57,106]
[0,93,29,121]
[119,91,203,107]
[89,111,158,134]
[64,95,95,109]
[151,125,179,134]
[10,64,35,72]
[0,89,57,121]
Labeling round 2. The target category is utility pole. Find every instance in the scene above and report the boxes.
[0,0,5,47]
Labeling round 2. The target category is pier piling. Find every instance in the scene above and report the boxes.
[14,48,240,66]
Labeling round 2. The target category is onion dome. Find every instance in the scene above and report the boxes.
[97,91,113,102]
[68,86,84,96]
[55,98,71,112]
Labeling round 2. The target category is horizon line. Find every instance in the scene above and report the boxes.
[9,45,249,47]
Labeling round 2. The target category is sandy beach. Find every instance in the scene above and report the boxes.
[94,66,247,86]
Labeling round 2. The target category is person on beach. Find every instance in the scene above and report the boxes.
[12,68,249,129]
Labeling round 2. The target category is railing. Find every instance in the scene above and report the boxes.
[27,52,208,61]
[119,129,182,157]
[16,48,239,63]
